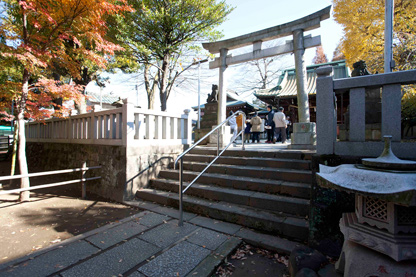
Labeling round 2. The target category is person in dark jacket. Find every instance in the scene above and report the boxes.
[244,120,251,143]
[265,105,275,143]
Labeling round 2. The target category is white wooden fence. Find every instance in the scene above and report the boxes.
[316,66,416,159]
[26,102,193,147]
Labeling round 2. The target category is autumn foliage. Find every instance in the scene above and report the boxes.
[312,46,328,65]
[0,0,132,200]
[0,0,132,119]
[333,0,416,134]
[333,0,416,73]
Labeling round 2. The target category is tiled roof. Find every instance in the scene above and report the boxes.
[254,60,349,98]
[86,91,120,105]
[192,99,264,111]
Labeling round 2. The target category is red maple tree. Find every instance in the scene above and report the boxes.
[0,0,132,200]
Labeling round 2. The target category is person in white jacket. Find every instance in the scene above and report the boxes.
[273,107,287,144]
[228,111,238,144]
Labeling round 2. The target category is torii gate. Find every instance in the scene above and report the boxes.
[203,6,331,147]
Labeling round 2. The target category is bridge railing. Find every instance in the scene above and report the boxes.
[316,66,416,159]
[26,100,193,147]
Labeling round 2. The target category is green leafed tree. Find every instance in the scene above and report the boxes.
[110,0,233,111]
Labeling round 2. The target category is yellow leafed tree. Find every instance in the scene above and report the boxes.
[333,0,416,72]
[333,0,416,136]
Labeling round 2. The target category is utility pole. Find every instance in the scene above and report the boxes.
[384,0,394,73]
[195,58,208,129]
[198,61,201,129]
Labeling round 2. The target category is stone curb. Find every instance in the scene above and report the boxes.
[235,228,304,255]
[186,237,242,277]
[125,200,306,255]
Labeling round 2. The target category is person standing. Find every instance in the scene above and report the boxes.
[273,107,287,144]
[244,119,251,143]
[286,116,292,140]
[265,105,275,143]
[228,111,238,143]
[250,112,262,143]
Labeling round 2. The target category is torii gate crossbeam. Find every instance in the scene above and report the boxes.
[202,6,331,147]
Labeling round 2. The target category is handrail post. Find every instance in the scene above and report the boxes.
[179,158,184,226]
[217,128,220,156]
[81,161,87,199]
[241,113,245,150]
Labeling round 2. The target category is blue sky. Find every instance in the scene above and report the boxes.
[89,1,345,113]
[219,0,343,62]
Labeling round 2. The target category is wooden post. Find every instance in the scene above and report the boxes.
[81,161,87,199]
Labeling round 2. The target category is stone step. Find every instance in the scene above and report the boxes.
[183,154,311,170]
[135,188,309,241]
[189,147,314,160]
[159,169,310,199]
[174,161,313,184]
[150,178,310,217]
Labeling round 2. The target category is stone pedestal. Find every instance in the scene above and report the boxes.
[207,125,231,147]
[336,236,416,276]
[194,102,219,145]
[288,122,316,150]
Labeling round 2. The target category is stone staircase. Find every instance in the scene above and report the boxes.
[136,147,313,242]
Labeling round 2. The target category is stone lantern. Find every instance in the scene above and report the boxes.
[317,136,416,275]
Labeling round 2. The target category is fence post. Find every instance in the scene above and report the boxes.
[182,109,192,145]
[382,84,402,141]
[81,161,87,199]
[316,66,336,155]
[122,98,135,146]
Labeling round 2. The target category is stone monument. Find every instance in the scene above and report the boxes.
[194,85,224,145]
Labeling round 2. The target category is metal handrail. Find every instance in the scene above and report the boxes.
[175,110,246,226]
[124,156,173,198]
[0,163,101,200]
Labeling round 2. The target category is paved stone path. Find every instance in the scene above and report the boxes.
[0,201,301,277]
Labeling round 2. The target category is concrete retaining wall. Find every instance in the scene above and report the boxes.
[27,142,184,202]
[124,145,184,200]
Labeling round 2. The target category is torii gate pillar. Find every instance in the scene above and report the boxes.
[290,28,317,149]
[218,48,228,125]
[203,6,331,148]
[293,29,310,123]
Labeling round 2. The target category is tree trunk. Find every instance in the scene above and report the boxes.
[18,69,30,202]
[19,7,30,201]
[159,53,171,111]
[144,64,157,110]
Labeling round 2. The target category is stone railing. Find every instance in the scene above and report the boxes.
[316,66,416,159]
[26,100,193,147]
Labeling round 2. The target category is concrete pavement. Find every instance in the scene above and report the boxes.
[0,201,302,277]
